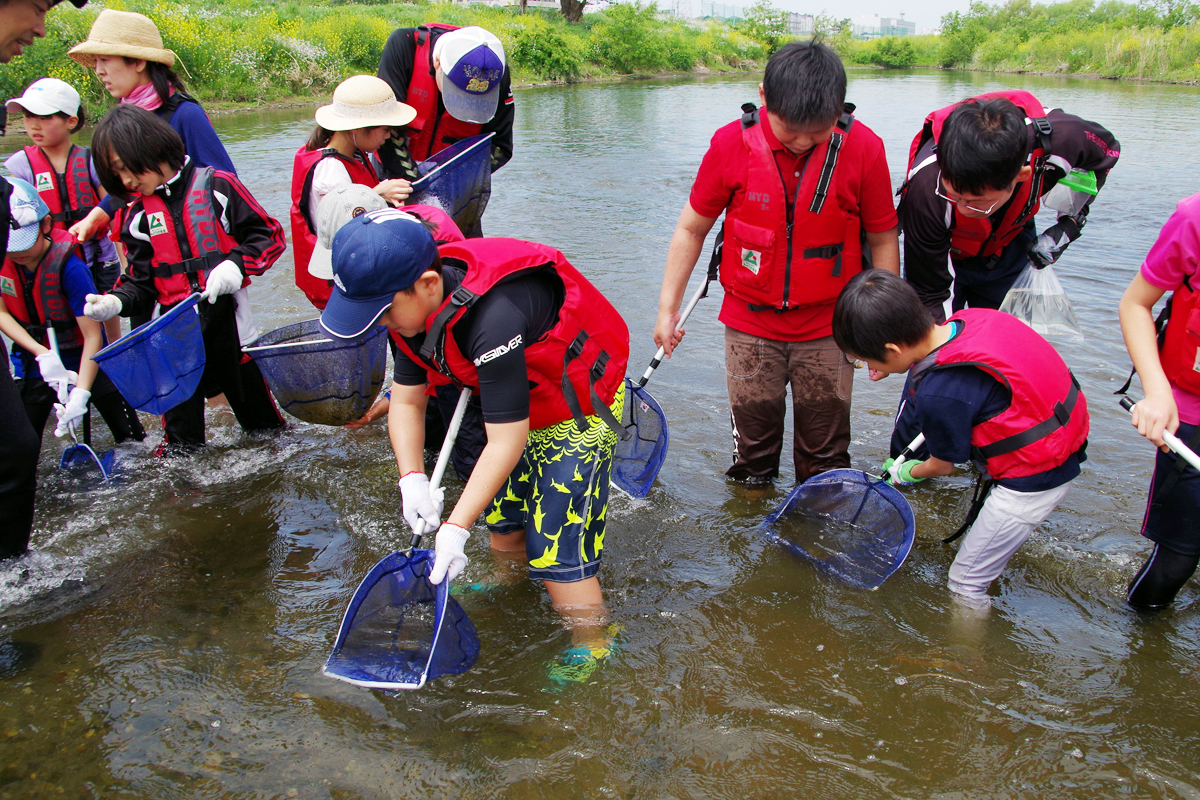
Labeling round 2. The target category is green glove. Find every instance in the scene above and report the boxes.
[886,458,925,486]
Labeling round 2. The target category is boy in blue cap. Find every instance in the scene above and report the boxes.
[320,209,629,684]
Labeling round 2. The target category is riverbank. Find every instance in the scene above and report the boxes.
[1,1,766,111]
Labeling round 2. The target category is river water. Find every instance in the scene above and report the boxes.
[2,70,1199,799]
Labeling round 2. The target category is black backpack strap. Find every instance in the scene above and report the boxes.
[418,284,478,368]
[943,471,995,543]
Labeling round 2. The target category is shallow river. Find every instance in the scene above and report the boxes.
[3,69,1200,799]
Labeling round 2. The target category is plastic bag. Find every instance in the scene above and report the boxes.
[1042,169,1097,217]
[999,261,1084,339]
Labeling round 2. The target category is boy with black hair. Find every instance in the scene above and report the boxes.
[82,105,285,451]
[320,209,629,685]
[833,270,1089,606]
[654,40,899,485]
[900,92,1119,322]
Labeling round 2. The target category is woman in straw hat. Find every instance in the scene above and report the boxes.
[290,74,418,309]
[65,9,236,247]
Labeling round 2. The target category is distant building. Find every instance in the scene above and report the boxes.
[852,13,916,39]
[787,12,814,36]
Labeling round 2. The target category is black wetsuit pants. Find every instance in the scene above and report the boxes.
[0,349,40,561]
[162,295,284,450]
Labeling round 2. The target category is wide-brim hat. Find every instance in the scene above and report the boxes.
[68,9,176,70]
[314,75,417,133]
[309,184,388,280]
[434,27,506,125]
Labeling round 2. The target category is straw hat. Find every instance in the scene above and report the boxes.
[314,75,417,132]
[68,10,177,70]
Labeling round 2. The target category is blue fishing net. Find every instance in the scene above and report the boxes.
[250,319,387,426]
[760,469,916,590]
[324,549,479,690]
[612,378,668,498]
[408,133,494,237]
[92,293,204,415]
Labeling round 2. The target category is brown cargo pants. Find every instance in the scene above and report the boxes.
[724,326,853,484]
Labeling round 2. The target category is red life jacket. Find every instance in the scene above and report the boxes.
[720,105,862,312]
[1159,275,1200,395]
[0,228,85,350]
[24,144,99,229]
[908,308,1089,479]
[391,238,629,431]
[289,145,380,309]
[140,166,242,307]
[405,203,465,243]
[904,90,1054,261]
[405,23,485,162]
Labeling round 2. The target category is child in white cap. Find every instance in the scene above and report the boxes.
[0,178,144,449]
[5,78,121,344]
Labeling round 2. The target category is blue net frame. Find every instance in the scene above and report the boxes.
[324,549,480,691]
[408,133,495,237]
[760,469,916,590]
[251,319,388,426]
[613,379,668,498]
[92,293,204,415]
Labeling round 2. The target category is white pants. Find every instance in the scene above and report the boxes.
[947,481,1074,601]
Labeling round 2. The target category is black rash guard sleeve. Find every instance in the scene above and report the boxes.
[391,267,563,424]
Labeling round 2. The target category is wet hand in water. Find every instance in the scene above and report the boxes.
[375,179,412,206]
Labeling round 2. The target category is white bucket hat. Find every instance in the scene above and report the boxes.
[315,75,417,132]
[310,185,388,280]
[6,78,81,117]
[68,10,177,69]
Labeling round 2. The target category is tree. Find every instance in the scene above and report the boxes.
[561,0,586,24]
[741,0,790,51]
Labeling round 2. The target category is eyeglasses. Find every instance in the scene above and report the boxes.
[933,170,1006,216]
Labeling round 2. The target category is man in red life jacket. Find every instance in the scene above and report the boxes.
[319,210,628,685]
[654,41,900,486]
[0,0,91,561]
[376,24,513,236]
[834,270,1090,607]
[900,91,1119,322]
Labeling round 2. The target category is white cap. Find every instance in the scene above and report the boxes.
[434,27,506,125]
[6,78,81,118]
[310,184,388,280]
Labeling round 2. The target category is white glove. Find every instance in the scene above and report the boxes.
[398,472,443,535]
[428,522,470,585]
[84,293,122,322]
[54,387,91,438]
[200,260,243,303]
[35,350,77,397]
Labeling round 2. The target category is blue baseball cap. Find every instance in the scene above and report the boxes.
[6,178,50,253]
[319,208,438,339]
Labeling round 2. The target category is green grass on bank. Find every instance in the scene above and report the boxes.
[2,0,768,111]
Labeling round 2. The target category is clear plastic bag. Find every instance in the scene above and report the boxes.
[999,261,1085,339]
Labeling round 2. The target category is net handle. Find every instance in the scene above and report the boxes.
[884,433,925,482]
[1121,396,1200,471]
[638,275,709,388]
[410,386,473,550]
[242,338,333,353]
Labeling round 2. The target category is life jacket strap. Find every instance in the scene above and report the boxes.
[560,331,628,438]
[50,207,93,224]
[419,284,478,365]
[150,250,225,279]
[976,371,1080,461]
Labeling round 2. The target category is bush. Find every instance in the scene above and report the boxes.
[590,3,668,73]
[870,37,916,67]
[510,18,583,81]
